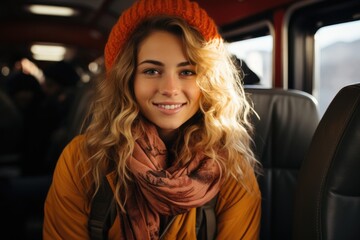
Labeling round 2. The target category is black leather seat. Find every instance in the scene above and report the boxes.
[45,81,94,173]
[245,88,319,240]
[293,83,360,240]
[0,175,52,239]
[0,88,52,239]
[2,81,95,239]
[0,89,23,177]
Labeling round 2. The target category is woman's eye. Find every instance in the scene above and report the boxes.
[143,69,159,75]
[180,70,196,76]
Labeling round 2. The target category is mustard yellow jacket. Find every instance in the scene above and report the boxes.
[44,136,261,239]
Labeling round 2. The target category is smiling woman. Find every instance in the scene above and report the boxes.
[43,0,261,239]
[1,0,359,239]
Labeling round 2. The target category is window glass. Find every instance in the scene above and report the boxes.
[227,35,273,87]
[314,20,360,116]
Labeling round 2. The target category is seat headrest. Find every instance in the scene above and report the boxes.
[245,88,319,167]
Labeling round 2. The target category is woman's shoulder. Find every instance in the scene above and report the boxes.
[217,170,261,212]
[66,134,86,149]
[50,134,89,195]
[60,134,86,158]
[54,135,87,176]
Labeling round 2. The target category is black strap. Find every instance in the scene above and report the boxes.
[196,194,218,240]
[88,177,117,240]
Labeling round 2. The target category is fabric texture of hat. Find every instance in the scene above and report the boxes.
[104,0,220,71]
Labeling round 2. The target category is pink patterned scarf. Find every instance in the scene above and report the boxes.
[122,122,221,239]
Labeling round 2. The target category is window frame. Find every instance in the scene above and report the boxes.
[221,20,275,87]
[286,0,360,93]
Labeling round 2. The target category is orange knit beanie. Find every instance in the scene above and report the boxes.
[104,0,220,71]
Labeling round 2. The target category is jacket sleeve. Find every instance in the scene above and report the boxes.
[43,135,90,240]
[216,168,261,240]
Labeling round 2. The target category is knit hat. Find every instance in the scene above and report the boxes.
[104,0,220,71]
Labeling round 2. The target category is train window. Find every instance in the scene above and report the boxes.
[227,35,273,87]
[313,20,360,116]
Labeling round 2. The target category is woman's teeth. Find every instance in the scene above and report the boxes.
[158,104,182,110]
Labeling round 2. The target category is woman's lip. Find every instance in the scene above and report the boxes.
[153,103,186,114]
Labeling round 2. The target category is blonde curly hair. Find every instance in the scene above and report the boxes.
[79,16,259,211]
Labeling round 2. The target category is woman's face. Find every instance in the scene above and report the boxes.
[134,30,201,140]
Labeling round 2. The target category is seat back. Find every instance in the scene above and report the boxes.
[0,175,52,239]
[0,89,23,177]
[293,83,360,240]
[45,81,94,173]
[245,88,319,240]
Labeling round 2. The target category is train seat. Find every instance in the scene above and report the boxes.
[45,81,94,173]
[0,89,23,177]
[245,88,319,240]
[293,83,360,239]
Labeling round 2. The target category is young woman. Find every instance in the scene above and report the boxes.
[43,0,261,239]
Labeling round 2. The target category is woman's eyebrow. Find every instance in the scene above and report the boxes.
[177,61,191,67]
[138,60,164,66]
[138,60,191,67]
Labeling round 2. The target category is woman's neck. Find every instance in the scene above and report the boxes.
[157,128,177,149]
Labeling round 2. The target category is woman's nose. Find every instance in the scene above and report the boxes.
[159,73,179,96]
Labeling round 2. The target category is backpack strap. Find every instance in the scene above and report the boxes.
[88,177,117,240]
[89,177,218,240]
[196,194,218,240]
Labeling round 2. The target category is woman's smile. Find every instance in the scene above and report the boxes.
[153,102,185,113]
